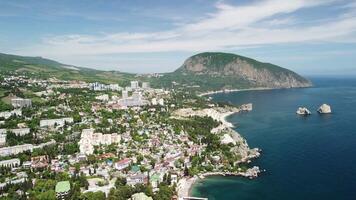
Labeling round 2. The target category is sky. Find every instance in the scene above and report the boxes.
[0,0,356,75]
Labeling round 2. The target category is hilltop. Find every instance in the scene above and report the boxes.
[163,52,312,91]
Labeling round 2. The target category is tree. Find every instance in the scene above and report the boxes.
[154,185,174,200]
[115,177,127,187]
[35,190,56,200]
[80,191,106,200]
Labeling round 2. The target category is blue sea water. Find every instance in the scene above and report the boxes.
[191,77,356,200]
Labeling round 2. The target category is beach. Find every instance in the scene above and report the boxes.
[177,176,198,198]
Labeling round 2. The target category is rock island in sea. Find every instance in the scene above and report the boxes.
[172,104,261,198]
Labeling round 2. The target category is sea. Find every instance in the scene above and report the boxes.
[190,77,356,200]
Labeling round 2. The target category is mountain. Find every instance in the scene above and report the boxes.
[0,52,312,92]
[0,53,134,84]
[158,52,312,91]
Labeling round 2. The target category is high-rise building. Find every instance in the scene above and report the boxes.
[130,81,139,89]
[122,90,129,99]
[142,82,150,89]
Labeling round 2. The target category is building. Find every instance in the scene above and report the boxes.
[0,134,6,146]
[115,158,131,170]
[142,82,150,89]
[130,81,139,89]
[118,91,149,107]
[0,140,55,157]
[0,158,20,168]
[127,174,147,186]
[151,98,157,106]
[95,94,109,101]
[55,181,71,200]
[122,90,129,99]
[79,129,121,155]
[9,128,30,136]
[158,98,164,106]
[31,155,49,169]
[108,84,121,91]
[0,144,33,157]
[40,117,74,128]
[0,109,22,119]
[11,98,32,108]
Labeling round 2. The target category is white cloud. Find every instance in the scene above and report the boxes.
[15,0,356,61]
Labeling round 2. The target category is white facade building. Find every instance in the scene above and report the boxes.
[0,158,20,168]
[95,94,109,101]
[11,98,32,108]
[142,82,150,89]
[0,134,6,146]
[79,129,121,155]
[130,81,139,89]
[9,128,30,136]
[40,117,74,128]
[122,90,129,99]
[0,144,33,157]
[0,109,22,119]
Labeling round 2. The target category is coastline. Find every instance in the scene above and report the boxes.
[198,87,273,97]
[181,98,260,198]
[181,116,262,198]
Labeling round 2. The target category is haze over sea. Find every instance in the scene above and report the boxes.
[191,77,356,200]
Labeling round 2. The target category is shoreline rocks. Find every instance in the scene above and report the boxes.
[318,104,332,114]
[296,107,311,115]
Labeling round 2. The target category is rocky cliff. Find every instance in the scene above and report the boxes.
[175,52,312,89]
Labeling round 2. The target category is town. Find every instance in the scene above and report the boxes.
[0,72,260,200]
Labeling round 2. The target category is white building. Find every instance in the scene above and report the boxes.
[122,90,129,99]
[108,84,121,91]
[11,98,32,108]
[142,82,150,89]
[40,117,74,128]
[79,129,121,155]
[130,81,139,89]
[9,128,30,136]
[158,98,164,106]
[0,134,6,146]
[0,109,22,119]
[0,158,20,168]
[151,98,157,106]
[95,94,109,101]
[0,144,33,157]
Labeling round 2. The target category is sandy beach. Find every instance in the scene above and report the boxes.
[177,176,198,198]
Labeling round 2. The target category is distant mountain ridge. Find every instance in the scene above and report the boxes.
[0,52,312,92]
[175,52,312,89]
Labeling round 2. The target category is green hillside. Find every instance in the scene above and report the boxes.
[0,53,134,84]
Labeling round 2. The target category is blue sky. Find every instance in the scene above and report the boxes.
[0,0,356,75]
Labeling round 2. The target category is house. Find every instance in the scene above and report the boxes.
[31,155,49,169]
[115,158,131,170]
[55,181,71,200]
[127,173,147,186]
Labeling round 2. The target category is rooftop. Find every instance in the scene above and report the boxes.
[55,181,70,193]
